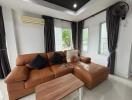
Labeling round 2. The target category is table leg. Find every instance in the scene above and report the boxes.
[79,87,83,100]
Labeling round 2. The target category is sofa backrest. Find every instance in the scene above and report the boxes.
[16,53,48,66]
[16,51,67,66]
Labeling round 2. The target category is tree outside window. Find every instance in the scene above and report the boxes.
[55,27,72,51]
[99,22,109,55]
[82,28,89,53]
[62,28,71,49]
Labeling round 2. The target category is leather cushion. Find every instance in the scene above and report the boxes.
[66,50,78,62]
[28,55,48,69]
[50,64,73,78]
[25,67,55,89]
[80,56,91,64]
[73,62,109,89]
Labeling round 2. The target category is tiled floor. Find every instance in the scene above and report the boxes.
[0,75,132,100]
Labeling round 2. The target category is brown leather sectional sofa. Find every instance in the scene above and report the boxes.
[5,51,109,100]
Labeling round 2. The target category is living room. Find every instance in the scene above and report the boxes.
[0,0,132,100]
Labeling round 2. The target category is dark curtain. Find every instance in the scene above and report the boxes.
[106,8,120,74]
[71,22,77,49]
[78,21,84,53]
[0,6,11,78]
[42,16,55,52]
[106,2,129,74]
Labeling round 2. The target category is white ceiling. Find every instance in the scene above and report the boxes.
[0,0,121,21]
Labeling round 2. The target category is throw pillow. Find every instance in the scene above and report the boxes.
[27,55,48,69]
[70,55,78,63]
[51,53,63,65]
[66,50,79,62]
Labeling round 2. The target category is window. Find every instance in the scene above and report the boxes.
[55,27,73,51]
[82,28,89,52]
[99,22,109,55]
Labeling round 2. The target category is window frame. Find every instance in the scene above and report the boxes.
[82,28,89,53]
[98,22,108,56]
[54,27,73,51]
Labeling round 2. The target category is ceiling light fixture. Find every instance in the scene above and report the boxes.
[73,3,77,8]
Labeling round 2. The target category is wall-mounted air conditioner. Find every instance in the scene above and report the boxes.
[21,16,44,25]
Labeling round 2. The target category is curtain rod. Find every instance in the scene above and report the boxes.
[82,1,126,21]
[55,8,107,23]
[82,8,107,21]
[54,1,120,22]
[44,1,125,22]
[54,3,111,22]
[54,8,107,23]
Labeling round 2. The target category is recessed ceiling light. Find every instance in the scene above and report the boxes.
[73,3,77,8]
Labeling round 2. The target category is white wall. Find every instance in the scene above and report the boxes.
[1,0,132,78]
[83,0,132,78]
[129,44,132,76]
[83,11,108,66]
[13,11,45,54]
[2,7,18,68]
[2,7,45,68]
[115,0,132,78]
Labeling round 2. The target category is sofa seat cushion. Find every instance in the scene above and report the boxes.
[73,62,109,89]
[50,64,74,78]
[25,67,55,89]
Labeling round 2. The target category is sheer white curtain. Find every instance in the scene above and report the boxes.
[54,19,71,28]
[54,19,73,51]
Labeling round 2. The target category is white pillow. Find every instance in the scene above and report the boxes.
[66,50,78,62]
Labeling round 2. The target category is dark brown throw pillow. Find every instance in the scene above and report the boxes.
[27,55,48,69]
[51,53,64,65]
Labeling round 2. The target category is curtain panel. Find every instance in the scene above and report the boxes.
[106,1,129,74]
[71,22,77,49]
[77,21,84,54]
[42,16,55,52]
[106,8,120,74]
[0,6,11,78]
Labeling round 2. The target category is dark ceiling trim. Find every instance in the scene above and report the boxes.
[43,0,90,11]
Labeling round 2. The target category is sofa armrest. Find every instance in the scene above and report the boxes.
[5,66,30,83]
[79,56,91,64]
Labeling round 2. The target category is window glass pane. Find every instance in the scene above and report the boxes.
[82,28,89,52]
[62,28,72,50]
[55,27,63,51]
[55,27,72,51]
[99,22,109,55]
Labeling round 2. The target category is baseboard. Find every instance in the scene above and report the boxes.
[109,75,132,87]
[115,71,129,78]
[129,72,132,76]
